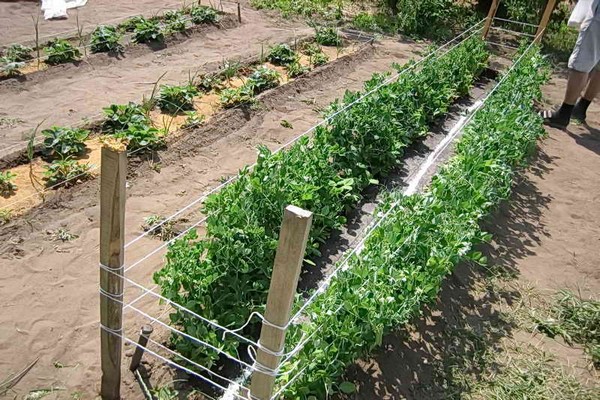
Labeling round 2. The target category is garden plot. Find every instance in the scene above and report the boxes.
[0,37,427,399]
[0,4,309,159]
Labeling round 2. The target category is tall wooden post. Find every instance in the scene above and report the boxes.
[250,206,313,400]
[99,144,127,400]
[535,0,558,43]
[482,0,500,39]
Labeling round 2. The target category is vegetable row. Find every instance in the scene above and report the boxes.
[153,36,489,368]
[278,45,549,398]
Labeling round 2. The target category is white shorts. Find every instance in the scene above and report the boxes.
[569,6,600,73]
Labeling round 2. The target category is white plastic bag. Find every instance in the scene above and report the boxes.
[41,0,88,20]
[569,0,594,30]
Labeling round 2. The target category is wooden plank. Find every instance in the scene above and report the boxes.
[535,0,558,42]
[482,0,500,39]
[250,206,313,400]
[99,145,127,400]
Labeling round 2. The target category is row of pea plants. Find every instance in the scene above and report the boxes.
[153,35,489,369]
[0,5,219,76]
[278,46,550,398]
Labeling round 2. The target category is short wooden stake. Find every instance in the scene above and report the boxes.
[482,0,500,39]
[130,325,154,372]
[535,0,558,43]
[250,206,313,400]
[237,2,242,24]
[99,145,127,400]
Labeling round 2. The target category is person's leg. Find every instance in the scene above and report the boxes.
[573,68,600,122]
[543,16,600,128]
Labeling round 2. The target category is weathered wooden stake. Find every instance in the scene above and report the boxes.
[237,2,242,24]
[535,0,558,43]
[250,206,313,400]
[482,0,500,39]
[100,144,127,400]
[130,325,154,372]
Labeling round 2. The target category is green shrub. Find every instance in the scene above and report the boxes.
[44,39,81,65]
[352,12,398,34]
[5,44,33,62]
[315,26,342,46]
[42,126,90,158]
[286,60,310,77]
[44,159,92,188]
[0,171,17,194]
[90,25,123,53]
[112,124,166,151]
[158,84,199,114]
[246,66,281,93]
[102,103,150,133]
[133,18,165,43]
[267,43,297,65]
[189,5,219,24]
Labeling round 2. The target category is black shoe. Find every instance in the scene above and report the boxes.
[572,101,588,124]
[541,109,570,129]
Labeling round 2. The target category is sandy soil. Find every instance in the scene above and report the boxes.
[0,3,309,159]
[0,38,425,399]
[0,0,212,46]
[337,69,600,398]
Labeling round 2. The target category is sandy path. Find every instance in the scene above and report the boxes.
[0,39,424,399]
[0,4,308,158]
[0,0,212,46]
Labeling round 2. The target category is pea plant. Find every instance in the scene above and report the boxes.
[44,158,92,188]
[155,36,489,366]
[189,5,219,24]
[0,171,17,195]
[42,126,90,158]
[90,25,123,53]
[267,43,297,66]
[158,84,199,114]
[44,39,81,65]
[133,17,165,43]
[280,46,549,398]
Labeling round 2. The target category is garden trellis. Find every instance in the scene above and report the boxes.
[91,3,552,394]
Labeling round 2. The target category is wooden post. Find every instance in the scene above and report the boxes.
[482,0,500,39]
[535,0,558,43]
[250,206,313,400]
[237,2,242,24]
[99,144,127,400]
[130,325,154,372]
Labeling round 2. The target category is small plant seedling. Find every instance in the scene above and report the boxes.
[0,58,25,77]
[118,15,145,32]
[220,85,254,108]
[90,25,123,53]
[158,84,199,114]
[189,5,218,24]
[165,10,188,33]
[42,126,89,158]
[246,66,280,94]
[280,120,293,129]
[5,44,33,62]
[182,110,205,128]
[112,124,166,151]
[285,60,310,78]
[44,39,81,65]
[44,159,92,188]
[0,171,17,195]
[49,227,79,242]
[133,18,165,43]
[142,215,180,241]
[315,26,342,46]
[102,103,150,133]
[197,74,222,91]
[0,209,11,225]
[220,59,241,84]
[267,43,297,66]
[311,51,329,67]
